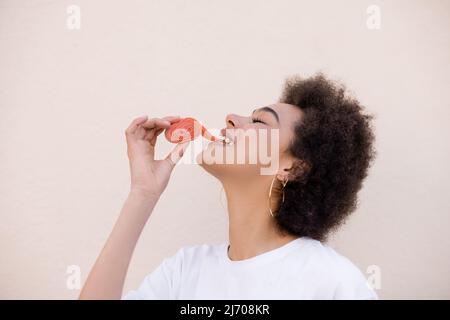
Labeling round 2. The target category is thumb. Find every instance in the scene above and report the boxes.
[164,141,190,168]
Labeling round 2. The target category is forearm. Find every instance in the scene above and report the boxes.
[79,189,159,300]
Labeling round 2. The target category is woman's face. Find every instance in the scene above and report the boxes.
[197,103,303,182]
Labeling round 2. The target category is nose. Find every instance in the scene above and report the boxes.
[222,114,237,136]
[225,113,241,129]
[221,114,237,136]
[225,114,239,128]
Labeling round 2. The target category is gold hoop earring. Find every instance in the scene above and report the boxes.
[281,179,288,203]
[268,176,289,218]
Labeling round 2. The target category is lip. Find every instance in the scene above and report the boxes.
[211,137,232,147]
[208,131,234,147]
[220,129,236,144]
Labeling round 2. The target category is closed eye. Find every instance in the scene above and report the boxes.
[251,118,265,124]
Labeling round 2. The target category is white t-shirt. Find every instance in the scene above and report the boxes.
[122,237,378,300]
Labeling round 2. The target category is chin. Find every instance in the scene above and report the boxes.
[196,148,227,180]
[196,143,263,182]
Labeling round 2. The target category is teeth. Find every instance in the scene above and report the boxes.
[224,137,234,145]
[220,137,233,145]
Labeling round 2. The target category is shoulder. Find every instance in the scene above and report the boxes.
[294,238,378,299]
[297,238,367,275]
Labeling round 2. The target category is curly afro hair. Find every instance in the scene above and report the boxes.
[275,72,376,241]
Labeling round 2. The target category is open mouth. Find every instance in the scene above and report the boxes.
[218,129,236,146]
[211,136,234,147]
[208,134,235,148]
[219,133,236,146]
[223,136,234,145]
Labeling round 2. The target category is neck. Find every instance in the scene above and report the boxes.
[222,177,298,261]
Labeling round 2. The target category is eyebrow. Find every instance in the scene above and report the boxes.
[252,106,280,123]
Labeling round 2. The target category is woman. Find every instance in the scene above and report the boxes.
[79,73,377,299]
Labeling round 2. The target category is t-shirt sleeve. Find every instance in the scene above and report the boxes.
[121,248,184,300]
[332,257,379,300]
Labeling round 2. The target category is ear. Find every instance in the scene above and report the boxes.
[278,158,311,182]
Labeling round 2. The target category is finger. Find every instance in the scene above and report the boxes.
[165,141,190,168]
[147,127,164,146]
[161,115,181,123]
[125,115,148,135]
[140,116,181,144]
[142,117,180,142]
[141,118,172,130]
[135,124,147,139]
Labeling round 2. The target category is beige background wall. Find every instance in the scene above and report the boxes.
[0,0,449,299]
